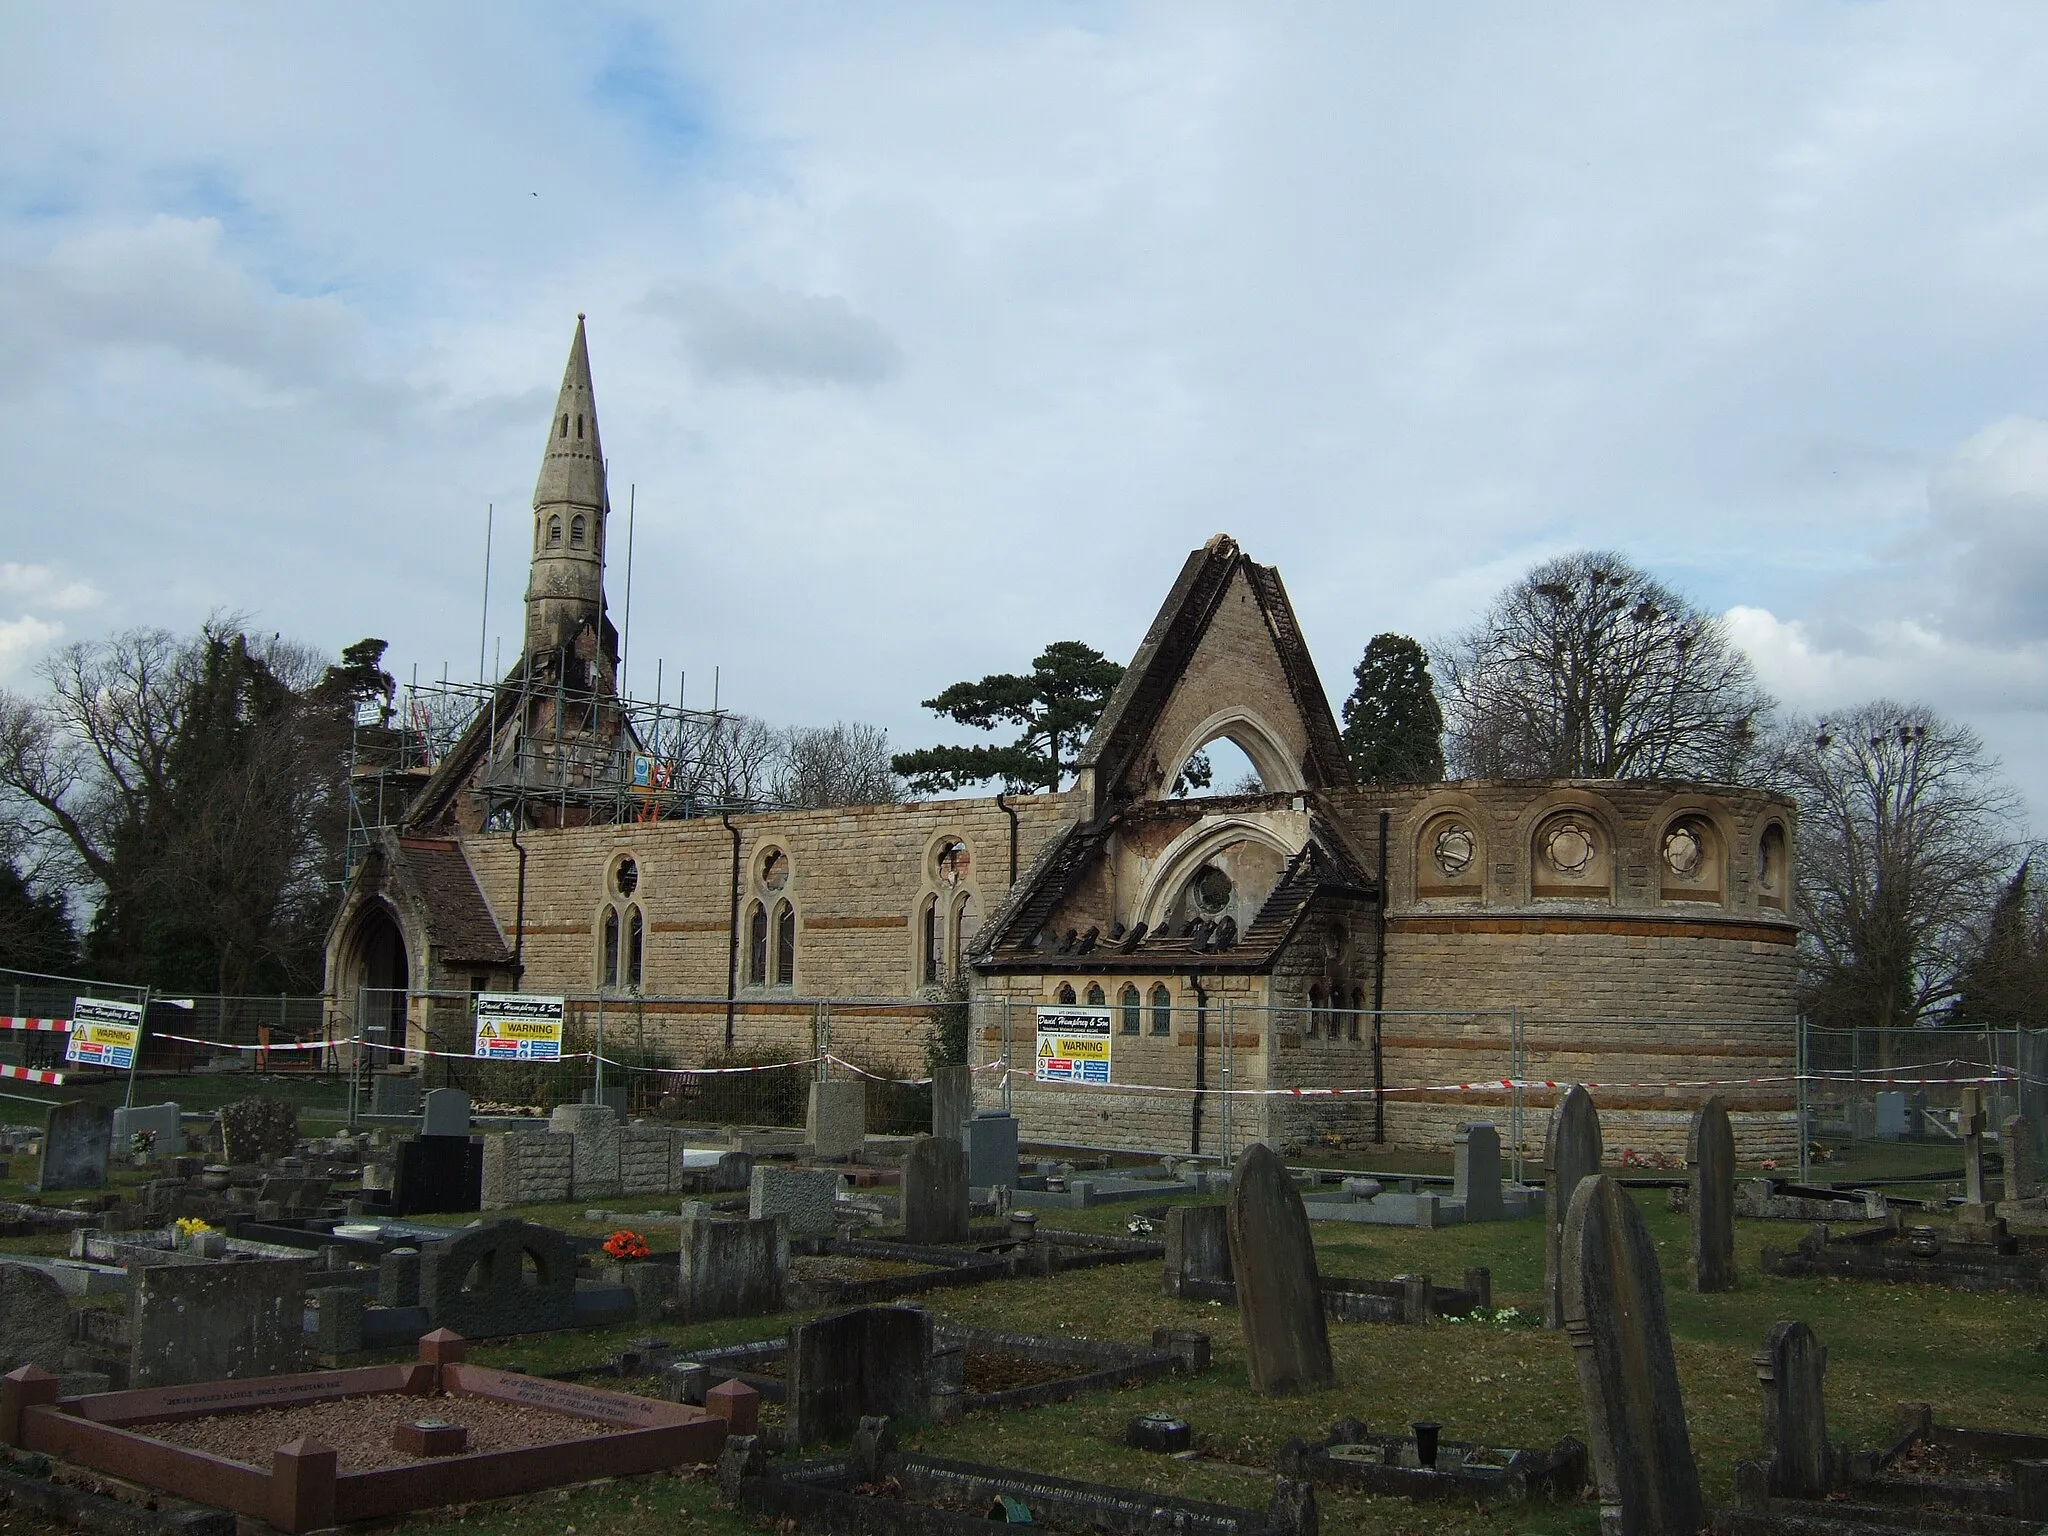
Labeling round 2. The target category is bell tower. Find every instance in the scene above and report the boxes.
[524,315,613,660]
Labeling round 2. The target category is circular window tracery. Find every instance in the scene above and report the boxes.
[761,848,788,891]
[1433,823,1476,876]
[935,839,971,887]
[612,857,639,897]
[1663,825,1704,877]
[1191,865,1233,914]
[1543,820,1596,876]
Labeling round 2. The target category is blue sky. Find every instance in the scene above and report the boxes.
[4,5,2048,825]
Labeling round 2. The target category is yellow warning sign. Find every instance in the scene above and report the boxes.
[1034,1006,1112,1085]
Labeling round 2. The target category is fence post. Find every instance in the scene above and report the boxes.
[1001,996,1013,1114]
[1509,1007,1525,1187]
[1219,999,1232,1169]
[1796,1015,1810,1183]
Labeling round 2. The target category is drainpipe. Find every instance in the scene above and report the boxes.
[1372,808,1389,1145]
[721,810,742,1051]
[996,791,1019,887]
[508,817,528,976]
[1187,972,1209,1156]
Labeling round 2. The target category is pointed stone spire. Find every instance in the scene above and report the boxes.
[524,316,613,659]
[533,314,607,510]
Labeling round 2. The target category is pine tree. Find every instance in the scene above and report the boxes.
[892,641,1125,794]
[1341,634,1445,784]
[1950,861,2044,1030]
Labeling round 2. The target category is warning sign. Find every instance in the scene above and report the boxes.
[474,993,565,1060]
[1034,1006,1112,1085]
[66,997,143,1070]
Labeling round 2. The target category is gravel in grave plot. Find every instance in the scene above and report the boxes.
[791,1254,930,1284]
[135,1391,624,1474]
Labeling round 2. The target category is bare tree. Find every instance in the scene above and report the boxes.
[1775,701,2025,1048]
[774,722,903,808]
[1437,551,1774,780]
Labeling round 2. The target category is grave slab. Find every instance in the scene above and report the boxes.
[0,1265,72,1376]
[1455,1122,1505,1222]
[131,1256,309,1388]
[931,1065,971,1144]
[416,1219,577,1336]
[677,1214,787,1321]
[419,1089,470,1139]
[964,1110,1019,1190]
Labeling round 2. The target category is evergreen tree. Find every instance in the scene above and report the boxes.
[1950,861,2045,1030]
[0,861,76,974]
[893,641,1125,794]
[1341,633,1445,783]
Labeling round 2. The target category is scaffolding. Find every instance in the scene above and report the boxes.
[345,667,766,879]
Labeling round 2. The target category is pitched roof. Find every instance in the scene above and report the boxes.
[393,837,515,968]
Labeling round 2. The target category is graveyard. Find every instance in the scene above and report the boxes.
[0,1078,2039,1536]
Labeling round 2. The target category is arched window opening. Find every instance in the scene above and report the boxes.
[1057,982,1076,1005]
[559,413,569,438]
[747,901,768,986]
[951,893,980,978]
[571,515,587,549]
[1306,984,1323,1037]
[626,906,644,990]
[575,413,584,439]
[547,516,562,548]
[1150,984,1172,1036]
[1085,982,1105,1006]
[774,900,795,987]
[1350,986,1365,1041]
[920,896,939,987]
[1120,985,1140,1035]
[1171,735,1264,798]
[601,907,620,988]
[612,857,638,897]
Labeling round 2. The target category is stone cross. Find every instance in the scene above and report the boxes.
[1959,1087,1991,1220]
[1454,1122,1504,1222]
[2004,1115,2039,1203]
[1753,1320,1831,1499]
[1687,1096,1738,1293]
[1544,1084,1604,1329]
[1225,1142,1335,1395]
[1562,1175,1704,1536]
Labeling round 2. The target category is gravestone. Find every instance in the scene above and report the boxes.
[130,1256,309,1387]
[480,1128,571,1208]
[1561,1175,1703,1536]
[416,1218,577,1336]
[0,1263,72,1375]
[931,1065,972,1144]
[1544,1084,1604,1329]
[549,1102,623,1199]
[33,1102,113,1194]
[711,1150,754,1192]
[806,1080,867,1160]
[378,1249,421,1307]
[1454,1122,1504,1221]
[787,1304,933,1445]
[388,1135,481,1217]
[902,1137,969,1244]
[1163,1204,1232,1298]
[677,1214,787,1321]
[111,1102,182,1157]
[1958,1088,1992,1223]
[1874,1091,1907,1139]
[420,1088,471,1138]
[1753,1319,1831,1498]
[2004,1115,2039,1202]
[964,1109,1019,1189]
[1687,1096,1738,1293]
[371,1072,421,1117]
[1226,1142,1335,1395]
[582,1084,629,1119]
[749,1166,837,1238]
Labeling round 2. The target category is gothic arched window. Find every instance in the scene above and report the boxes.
[547,516,562,548]
[1150,984,1172,1036]
[747,901,768,986]
[626,906,644,990]
[1120,985,1140,1035]
[774,900,796,987]
[920,895,940,987]
[571,515,587,549]
[601,907,620,988]
[1085,982,1105,1006]
[1056,982,1076,1005]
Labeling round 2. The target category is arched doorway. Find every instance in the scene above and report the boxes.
[349,905,410,1069]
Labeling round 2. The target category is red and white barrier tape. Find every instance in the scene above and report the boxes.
[151,1031,335,1052]
[0,1064,66,1085]
[0,1017,69,1032]
[986,1065,2022,1099]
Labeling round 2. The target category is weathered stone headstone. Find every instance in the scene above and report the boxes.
[902,1136,969,1244]
[378,1249,421,1307]
[416,1218,576,1336]
[677,1214,787,1321]
[931,1065,972,1144]
[1544,1084,1604,1329]
[0,1264,72,1375]
[1687,1095,1737,1293]
[1958,1087,1992,1223]
[420,1088,471,1139]
[749,1166,836,1238]
[806,1080,867,1159]
[964,1109,1019,1189]
[33,1102,113,1194]
[1163,1204,1232,1298]
[1562,1175,1703,1536]
[787,1304,932,1444]
[1454,1122,1504,1221]
[111,1102,182,1158]
[711,1149,753,1192]
[480,1128,571,1208]
[1753,1319,1831,1498]
[549,1102,622,1199]
[2004,1115,2039,1202]
[1225,1142,1335,1396]
[1874,1091,1907,1139]
[131,1257,309,1387]
[371,1072,421,1117]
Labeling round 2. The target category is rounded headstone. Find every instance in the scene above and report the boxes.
[1686,1096,1738,1293]
[0,1263,71,1374]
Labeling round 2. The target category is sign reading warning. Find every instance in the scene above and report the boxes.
[1034,1006,1112,1085]
[474,993,566,1060]
[66,997,143,1070]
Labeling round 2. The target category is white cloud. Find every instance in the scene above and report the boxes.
[0,616,63,682]
[0,564,101,613]
[647,283,903,387]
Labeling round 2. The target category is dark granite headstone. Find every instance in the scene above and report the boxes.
[131,1256,309,1387]
[1163,1204,1232,1298]
[1753,1319,1831,1498]
[932,1065,972,1144]
[677,1214,787,1321]
[1544,1084,1604,1329]
[902,1137,969,1244]
[0,1263,72,1375]
[388,1136,482,1217]
[712,1150,754,1192]
[787,1304,933,1445]
[1562,1175,1703,1536]
[33,1101,112,1194]
[1454,1122,1504,1221]
[964,1110,1019,1189]
[416,1218,576,1336]
[2005,1115,2038,1202]
[1687,1095,1737,1293]
[1226,1142,1335,1396]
